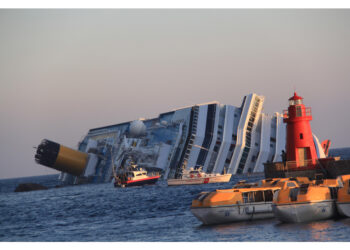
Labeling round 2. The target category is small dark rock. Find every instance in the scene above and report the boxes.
[14,183,48,192]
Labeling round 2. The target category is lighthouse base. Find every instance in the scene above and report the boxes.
[264,158,350,179]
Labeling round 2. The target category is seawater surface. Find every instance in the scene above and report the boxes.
[1,147,350,242]
[1,174,350,242]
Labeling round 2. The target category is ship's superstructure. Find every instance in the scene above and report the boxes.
[35,93,326,185]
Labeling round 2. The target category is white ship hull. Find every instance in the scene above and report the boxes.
[336,202,350,217]
[272,200,335,223]
[191,202,274,225]
[167,174,232,186]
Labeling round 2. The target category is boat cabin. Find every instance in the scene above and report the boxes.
[183,168,204,178]
[131,170,147,177]
[117,168,148,180]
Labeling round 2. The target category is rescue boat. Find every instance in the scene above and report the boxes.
[336,174,350,217]
[114,166,160,187]
[113,155,160,188]
[272,178,340,223]
[190,178,303,225]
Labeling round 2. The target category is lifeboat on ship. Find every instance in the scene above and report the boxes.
[190,178,303,225]
[272,178,340,223]
[167,167,232,186]
[336,174,350,217]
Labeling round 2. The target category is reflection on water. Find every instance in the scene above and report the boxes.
[207,221,249,234]
[208,219,275,235]
[338,217,350,226]
[275,219,334,241]
[202,222,255,241]
[195,217,350,241]
[196,219,281,241]
[308,221,332,241]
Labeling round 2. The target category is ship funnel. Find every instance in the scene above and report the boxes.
[35,139,88,176]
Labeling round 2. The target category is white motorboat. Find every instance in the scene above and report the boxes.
[167,167,231,186]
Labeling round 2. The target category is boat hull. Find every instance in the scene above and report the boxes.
[191,202,274,225]
[336,202,350,217]
[168,174,231,186]
[116,176,160,187]
[272,200,335,223]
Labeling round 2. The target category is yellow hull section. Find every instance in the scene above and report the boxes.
[53,145,88,176]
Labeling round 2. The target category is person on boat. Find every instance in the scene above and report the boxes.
[114,176,122,187]
[281,150,287,167]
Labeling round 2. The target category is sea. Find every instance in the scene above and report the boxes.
[1,148,350,242]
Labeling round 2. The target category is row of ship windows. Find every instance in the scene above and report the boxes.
[252,107,258,115]
[184,104,266,172]
[245,107,257,147]
[250,112,257,120]
[238,148,250,171]
[252,102,259,112]
[185,123,239,160]
[224,143,236,164]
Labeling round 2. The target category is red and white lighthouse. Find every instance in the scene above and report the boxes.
[283,92,318,167]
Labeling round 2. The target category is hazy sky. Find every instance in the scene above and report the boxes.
[1,9,350,179]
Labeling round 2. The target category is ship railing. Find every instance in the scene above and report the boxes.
[274,159,317,171]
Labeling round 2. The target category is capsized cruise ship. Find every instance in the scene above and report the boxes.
[34,93,326,185]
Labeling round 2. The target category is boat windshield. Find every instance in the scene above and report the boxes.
[136,172,147,176]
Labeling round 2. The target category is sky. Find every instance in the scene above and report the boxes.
[0,9,350,179]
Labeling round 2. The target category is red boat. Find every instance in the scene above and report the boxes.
[113,159,160,187]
